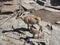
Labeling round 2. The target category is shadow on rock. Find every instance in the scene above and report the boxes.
[2,27,30,34]
[40,42,46,45]
[20,36,34,42]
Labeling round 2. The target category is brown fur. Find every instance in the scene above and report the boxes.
[18,15,42,29]
[30,26,42,38]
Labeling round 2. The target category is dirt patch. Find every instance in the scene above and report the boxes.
[32,9,60,24]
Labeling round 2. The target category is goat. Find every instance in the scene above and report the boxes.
[30,25,42,38]
[17,15,42,30]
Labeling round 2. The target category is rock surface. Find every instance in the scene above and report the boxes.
[55,21,60,24]
[0,15,60,45]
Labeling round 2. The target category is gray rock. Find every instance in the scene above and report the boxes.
[17,19,27,28]
[20,31,33,38]
[20,34,27,39]
[55,21,60,24]
[0,35,5,45]
[51,25,60,45]
[23,11,31,16]
[0,16,55,45]
[1,34,25,45]
[1,16,27,30]
[51,25,60,30]
[28,38,45,42]
[25,43,31,45]
[42,27,51,45]
[12,18,19,29]
[42,27,51,35]
[32,42,38,45]
[40,21,52,27]
[33,24,40,30]
[24,31,33,37]
[1,17,17,30]
[4,33,20,40]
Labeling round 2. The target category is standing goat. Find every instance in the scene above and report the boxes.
[17,15,42,30]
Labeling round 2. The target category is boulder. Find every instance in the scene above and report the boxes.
[55,21,60,24]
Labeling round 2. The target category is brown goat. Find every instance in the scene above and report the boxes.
[18,15,42,29]
[30,26,42,38]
